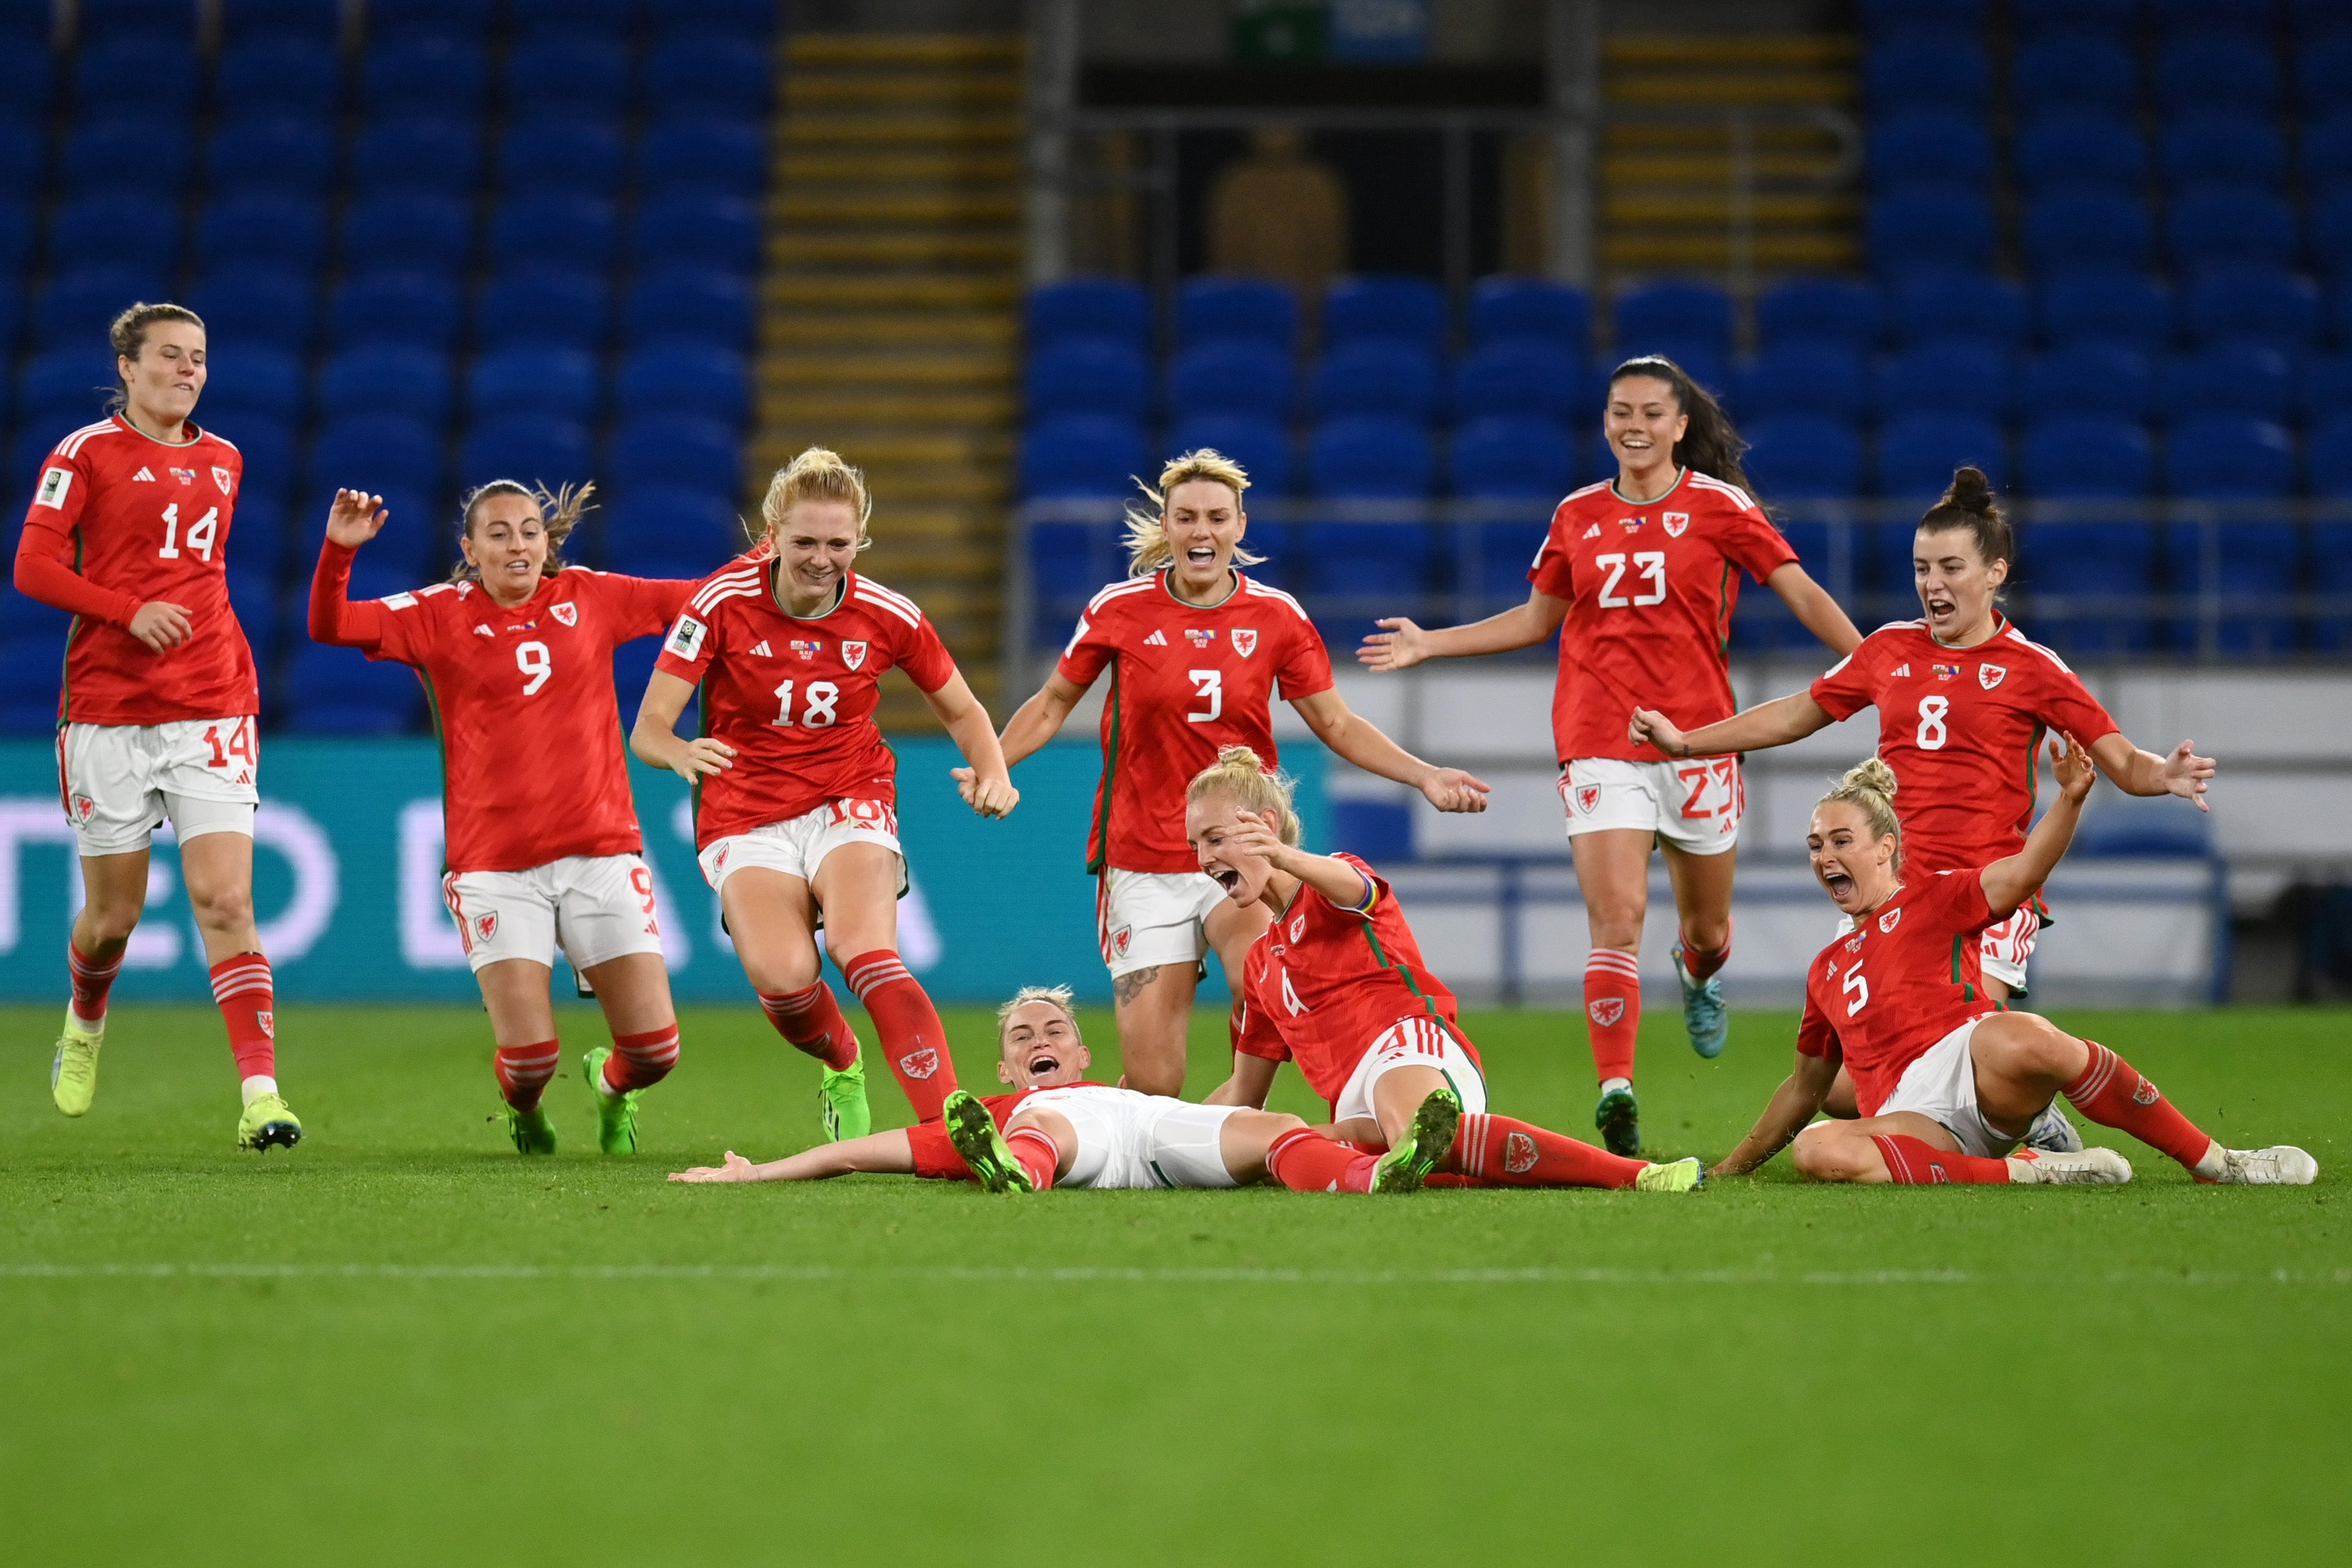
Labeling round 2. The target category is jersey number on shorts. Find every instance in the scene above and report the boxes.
[772,680,840,728]
[200,717,256,771]
[1676,757,1739,819]
[1187,669,1222,724]
[1916,696,1949,750]
[1594,551,1667,609]
[157,503,220,563]
[516,641,551,695]
[1842,963,1870,1017]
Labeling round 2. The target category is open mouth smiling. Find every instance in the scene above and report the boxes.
[1213,868,1242,894]
[1026,1050,1060,1078]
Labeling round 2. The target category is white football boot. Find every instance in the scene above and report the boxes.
[2009,1146,2134,1185]
[2210,1146,2319,1186]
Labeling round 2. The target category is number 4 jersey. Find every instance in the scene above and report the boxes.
[309,541,692,874]
[18,416,257,725]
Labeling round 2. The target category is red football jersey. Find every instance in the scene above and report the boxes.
[310,543,691,873]
[1810,616,2121,873]
[1057,570,1333,874]
[1234,853,1478,1110]
[1797,869,2001,1116]
[655,560,956,847]
[18,416,258,725]
[1529,468,1798,764]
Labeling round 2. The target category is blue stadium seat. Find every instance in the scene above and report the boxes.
[1878,412,2009,499]
[498,119,623,199]
[2161,414,2300,654]
[2021,412,2156,494]
[350,118,482,199]
[1869,112,1992,188]
[467,348,598,423]
[213,39,340,119]
[1868,186,1995,275]
[199,346,302,422]
[0,198,26,276]
[2182,265,2321,351]
[474,266,609,353]
[1307,416,1434,497]
[1452,342,1582,422]
[2013,34,2138,117]
[1165,340,1292,421]
[222,0,339,44]
[2307,348,2352,422]
[489,195,617,274]
[0,637,62,732]
[1467,277,1591,354]
[2155,343,2295,422]
[2019,414,2158,653]
[654,0,780,37]
[2014,114,2146,197]
[629,195,759,275]
[2296,31,2352,115]
[370,0,488,37]
[601,486,742,577]
[1324,275,1447,353]
[222,417,295,505]
[1891,272,2028,349]
[1879,340,2009,420]
[309,414,442,500]
[1311,340,1440,421]
[1613,280,1732,358]
[1605,342,1727,398]
[0,276,20,359]
[1025,338,1149,422]
[1019,415,1146,498]
[1176,277,1299,353]
[2304,113,2352,194]
[2018,343,2152,420]
[2026,192,2155,271]
[282,646,420,735]
[318,345,453,425]
[361,36,488,117]
[204,116,335,200]
[461,414,592,491]
[1742,414,1863,499]
[76,37,199,117]
[615,345,752,429]
[1735,343,1869,422]
[1863,31,1990,115]
[2161,114,2287,194]
[1753,277,1878,351]
[1450,415,1577,499]
[2150,0,2267,35]
[61,117,192,198]
[2309,412,2352,493]
[503,37,630,121]
[185,266,315,353]
[17,348,117,430]
[34,268,169,350]
[1165,414,1292,496]
[330,271,461,354]
[196,195,327,274]
[623,267,753,349]
[0,40,53,126]
[0,126,38,201]
[2310,412,2352,647]
[635,119,766,200]
[1027,279,1152,353]
[2157,32,2280,116]
[2008,0,2133,37]
[642,35,770,119]
[339,194,473,273]
[48,197,180,277]
[226,568,279,667]
[2036,267,2173,350]
[511,0,631,35]
[604,414,737,496]
[2167,188,2299,271]
[2314,188,2352,274]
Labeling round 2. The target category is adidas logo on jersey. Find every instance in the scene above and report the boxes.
[1144,629,1167,645]
[474,624,495,637]
[133,467,156,482]
[1581,522,1601,540]
[1891,663,1911,678]
[748,640,772,657]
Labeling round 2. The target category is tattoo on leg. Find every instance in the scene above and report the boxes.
[1113,965,1163,1009]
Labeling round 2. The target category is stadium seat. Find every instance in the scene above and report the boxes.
[309,415,442,500]
[2306,351,2352,422]
[615,345,752,428]
[2025,192,2155,272]
[204,116,335,200]
[1450,414,1577,499]
[2161,114,2288,194]
[467,348,599,423]
[61,117,192,198]
[2018,343,2152,421]
[642,35,770,119]
[2155,343,2295,423]
[488,196,617,274]
[0,125,37,201]
[0,197,26,274]
[75,37,199,117]
[604,414,738,496]
[1026,279,1151,353]
[1613,281,1732,359]
[1467,277,1591,354]
[199,346,302,422]
[2161,414,2301,654]
[1019,414,1147,498]
[2012,34,2138,117]
[628,196,759,275]
[185,266,315,354]
[497,119,623,199]
[331,271,461,354]
[2017,414,2160,653]
[281,646,420,735]
[2167,189,2299,271]
[2297,31,2352,115]
[1025,339,1151,422]
[654,0,781,37]
[2313,188,2352,274]
[0,278,20,362]
[1606,340,1727,397]
[1863,31,1990,116]
[1869,112,1992,188]
[225,570,279,666]
[224,418,295,505]
[213,39,340,118]
[48,197,180,277]
[2019,0,2134,34]
[1753,278,1878,352]
[1323,275,1448,353]
[2035,267,2174,351]
[1452,342,1583,422]
[1165,340,1293,421]
[511,0,631,37]
[370,0,487,36]
[0,637,62,733]
[34,268,170,350]
[2305,113,2352,194]
[17,347,117,430]
[2156,33,2281,115]
[222,0,339,44]
[473,266,609,353]
[1877,341,2010,421]
[2182,265,2322,351]
[1742,414,1864,499]
[318,345,453,425]
[601,486,742,577]
[635,119,766,200]
[623,267,753,350]
[0,39,53,127]
[1867,186,1995,276]
[461,414,592,491]
[1889,272,2028,349]
[2013,114,2147,197]
[1877,412,2009,498]
[339,194,474,273]
[2308,412,2352,494]
[1175,277,1299,353]
[1311,340,1440,421]
[1735,342,1869,422]
[196,195,327,274]
[361,36,488,117]
[1307,416,1434,497]
[350,118,482,200]
[503,37,630,121]
[1165,414,1292,496]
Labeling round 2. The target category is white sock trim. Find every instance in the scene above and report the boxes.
[240,1075,278,1106]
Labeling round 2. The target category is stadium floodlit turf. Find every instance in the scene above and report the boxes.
[2,1002,2345,1564]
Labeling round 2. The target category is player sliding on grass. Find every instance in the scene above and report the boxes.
[633,447,1016,1138]
[1187,747,1704,1195]
[310,483,694,1155]
[1713,749,2316,1187]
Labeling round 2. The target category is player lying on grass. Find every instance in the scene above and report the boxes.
[668,985,1306,1190]
[1186,746,1704,1195]
[1713,746,2317,1187]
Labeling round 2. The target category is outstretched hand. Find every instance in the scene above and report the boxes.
[2049,731,2094,802]
[2161,738,2216,813]
[1357,617,1427,672]
[1420,767,1491,813]
[670,1151,759,1183]
[323,488,390,549]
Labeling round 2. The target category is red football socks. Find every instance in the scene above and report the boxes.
[1006,1127,1061,1190]
[603,1025,680,1093]
[67,940,123,1025]
[208,953,277,1082]
[2062,1040,2217,1173]
[758,981,857,1071]
[1446,1112,1647,1189]
[495,1039,562,1110]
[1266,1128,1377,1193]
[1583,948,1642,1082]
[1870,1133,2012,1184]
[1679,923,1731,983]
[841,950,958,1120]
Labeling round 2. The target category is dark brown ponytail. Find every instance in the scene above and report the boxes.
[1917,465,2013,590]
[1608,354,1754,494]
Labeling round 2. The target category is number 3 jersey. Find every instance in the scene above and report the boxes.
[654,559,955,849]
[1529,468,1797,765]
[309,541,691,873]
[1798,869,2001,1117]
[18,416,257,725]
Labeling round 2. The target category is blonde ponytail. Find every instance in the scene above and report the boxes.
[760,446,873,549]
[1121,448,1267,577]
[1185,745,1302,846]
[1819,756,1903,859]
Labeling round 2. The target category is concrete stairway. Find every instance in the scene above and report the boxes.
[755,32,1026,731]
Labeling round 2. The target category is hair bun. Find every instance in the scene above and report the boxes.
[1842,755,1899,800]
[1941,465,1995,515]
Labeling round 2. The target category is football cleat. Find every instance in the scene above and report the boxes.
[2023,1102,2084,1154]
[581,1047,641,1156]
[818,1055,870,1143]
[1594,1083,1641,1158]
[1371,1088,1461,1193]
[1633,1156,1705,1193]
[236,1093,303,1152]
[942,1089,1030,1193]
[2211,1145,2319,1186]
[50,1008,103,1118]
[1670,943,1728,1060]
[504,1101,557,1156]
[2009,1146,2132,1185]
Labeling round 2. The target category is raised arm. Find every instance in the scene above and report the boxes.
[921,669,1019,818]
[2089,732,2216,813]
[1980,732,2095,917]
[630,669,736,781]
[308,489,395,649]
[1712,1042,1842,1177]
[1764,562,1862,657]
[997,669,1093,768]
[1225,810,1379,910]
[1629,688,1837,760]
[1357,586,1570,671]
[1288,686,1490,813]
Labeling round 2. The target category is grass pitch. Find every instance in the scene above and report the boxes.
[2,1001,2346,1565]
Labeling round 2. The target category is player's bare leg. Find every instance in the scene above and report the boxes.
[1792,1108,2130,1187]
[579,952,679,1156]
[1660,840,1735,1060]
[183,830,298,1150]
[1111,964,1195,1099]
[1817,972,2078,1148]
[722,865,870,1138]
[816,841,960,1120]
[1571,827,1651,1154]
[1215,1108,1309,1181]
[53,849,147,1116]
[477,958,563,1153]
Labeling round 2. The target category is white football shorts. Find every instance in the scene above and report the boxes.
[443,852,665,975]
[698,798,905,896]
[1009,1085,1247,1189]
[59,716,260,856]
[1560,755,1743,855]
[1096,866,1227,978]
[1830,904,2039,995]
[1330,1014,1490,1124]
[1874,1015,2018,1159]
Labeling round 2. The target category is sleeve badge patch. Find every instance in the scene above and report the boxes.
[34,468,71,509]
[664,614,707,660]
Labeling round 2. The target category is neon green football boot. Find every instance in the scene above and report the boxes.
[1371,1087,1462,1193]
[503,1101,557,1155]
[1594,1083,1641,1158]
[1633,1156,1705,1193]
[818,1055,871,1143]
[236,1093,302,1151]
[50,1007,103,1118]
[942,1089,1031,1194]
[581,1046,642,1156]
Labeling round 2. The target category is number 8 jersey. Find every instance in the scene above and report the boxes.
[654,559,955,849]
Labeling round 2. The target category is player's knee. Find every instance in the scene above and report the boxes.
[1987,1013,2079,1082]
[1588,910,1644,950]
[1790,1126,1854,1182]
[1123,1055,1185,1097]
[1680,913,1730,954]
[186,879,252,933]
[78,898,141,944]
